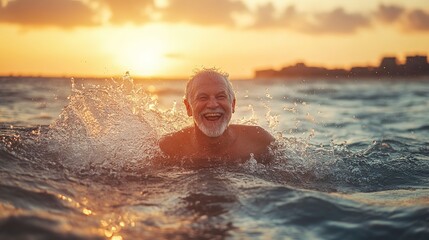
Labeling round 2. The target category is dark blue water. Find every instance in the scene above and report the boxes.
[1,76,428,239]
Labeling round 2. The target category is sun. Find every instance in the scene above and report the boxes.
[101,26,173,77]
[118,45,165,77]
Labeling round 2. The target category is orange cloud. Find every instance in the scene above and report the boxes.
[406,9,429,31]
[251,5,370,34]
[0,0,97,28]
[160,0,247,26]
[1,0,428,34]
[308,8,371,34]
[99,0,154,24]
[373,4,429,32]
[374,4,405,23]
[252,3,285,29]
[251,3,429,34]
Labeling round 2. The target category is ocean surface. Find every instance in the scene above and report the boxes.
[0,75,428,239]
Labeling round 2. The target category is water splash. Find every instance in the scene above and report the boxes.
[233,88,428,192]
[240,153,267,174]
[6,74,189,177]
[65,77,154,163]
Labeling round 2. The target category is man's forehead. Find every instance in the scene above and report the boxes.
[192,74,228,90]
[193,73,227,84]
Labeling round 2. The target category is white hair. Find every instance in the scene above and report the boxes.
[185,67,235,102]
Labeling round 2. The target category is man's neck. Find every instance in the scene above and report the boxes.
[192,125,236,154]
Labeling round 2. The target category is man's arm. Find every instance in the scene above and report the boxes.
[234,125,276,164]
[254,125,275,146]
[252,126,276,164]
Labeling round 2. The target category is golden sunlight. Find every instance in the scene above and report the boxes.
[101,26,174,77]
[117,45,165,77]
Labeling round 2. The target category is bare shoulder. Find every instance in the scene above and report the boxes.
[231,124,275,145]
[159,127,192,156]
[230,124,276,163]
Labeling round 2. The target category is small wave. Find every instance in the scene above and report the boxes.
[22,96,47,102]
[407,124,429,132]
[182,193,237,217]
[324,122,354,129]
[0,215,99,240]
[234,137,429,192]
[236,185,429,239]
[0,184,71,211]
[0,90,22,104]
[414,90,429,97]
[30,113,53,120]
[331,91,400,102]
[298,87,338,95]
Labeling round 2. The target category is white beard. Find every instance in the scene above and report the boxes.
[196,108,231,137]
[197,119,229,137]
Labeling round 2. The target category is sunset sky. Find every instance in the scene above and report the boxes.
[1,0,429,79]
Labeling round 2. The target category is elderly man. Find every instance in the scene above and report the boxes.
[159,68,275,165]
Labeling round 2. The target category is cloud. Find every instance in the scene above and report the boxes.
[1,0,428,34]
[372,4,429,32]
[251,3,279,28]
[304,8,371,34]
[160,0,247,26]
[405,9,429,31]
[250,3,429,34]
[99,0,154,24]
[374,4,405,23]
[251,3,302,28]
[250,5,371,34]
[0,0,97,28]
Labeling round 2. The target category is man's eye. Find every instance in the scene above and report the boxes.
[217,95,226,100]
[198,96,208,101]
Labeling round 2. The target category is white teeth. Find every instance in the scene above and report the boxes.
[204,113,222,117]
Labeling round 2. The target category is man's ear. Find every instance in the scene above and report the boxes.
[232,98,236,113]
[184,99,193,116]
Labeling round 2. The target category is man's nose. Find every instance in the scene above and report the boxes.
[207,97,219,108]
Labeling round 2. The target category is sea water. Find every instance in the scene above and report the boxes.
[0,75,428,239]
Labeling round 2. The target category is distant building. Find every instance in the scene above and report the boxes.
[380,57,398,69]
[379,57,398,75]
[254,54,429,79]
[349,67,375,77]
[405,55,428,71]
[254,69,278,79]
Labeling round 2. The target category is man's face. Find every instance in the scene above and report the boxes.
[184,74,236,137]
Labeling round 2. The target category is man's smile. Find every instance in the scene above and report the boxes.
[197,108,229,137]
[203,112,223,121]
